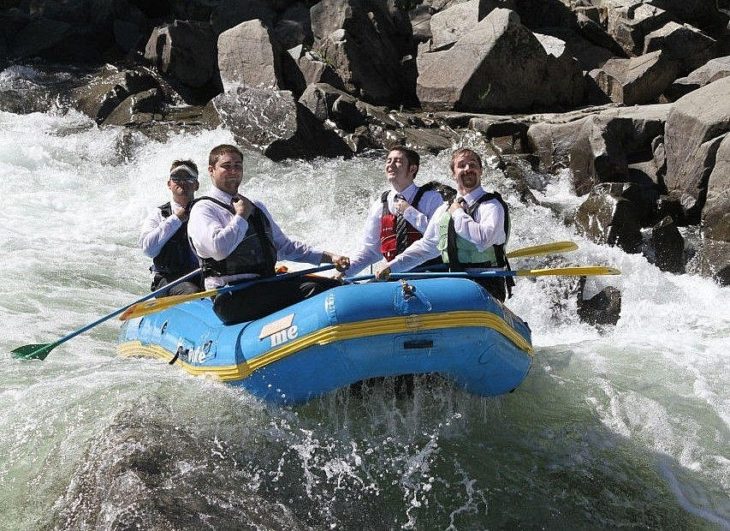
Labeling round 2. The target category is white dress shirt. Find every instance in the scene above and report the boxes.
[347,182,445,275]
[139,198,187,259]
[387,186,506,273]
[188,187,326,288]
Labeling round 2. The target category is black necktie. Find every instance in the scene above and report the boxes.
[394,194,409,254]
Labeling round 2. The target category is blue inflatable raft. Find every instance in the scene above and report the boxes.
[117,278,533,404]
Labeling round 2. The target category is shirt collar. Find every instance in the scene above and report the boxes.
[209,186,237,204]
[462,186,486,206]
[393,182,418,201]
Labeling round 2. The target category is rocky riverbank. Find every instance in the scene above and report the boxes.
[1,0,728,287]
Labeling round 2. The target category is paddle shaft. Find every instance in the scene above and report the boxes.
[346,266,620,283]
[13,268,202,359]
[119,264,336,321]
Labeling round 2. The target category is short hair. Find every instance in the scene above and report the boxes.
[388,145,420,176]
[209,144,243,166]
[169,159,198,174]
[449,148,482,173]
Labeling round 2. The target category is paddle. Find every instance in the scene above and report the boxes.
[119,264,336,321]
[345,265,620,283]
[506,240,578,259]
[12,268,203,361]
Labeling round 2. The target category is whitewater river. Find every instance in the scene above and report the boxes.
[0,67,728,529]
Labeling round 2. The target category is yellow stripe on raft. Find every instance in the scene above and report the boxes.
[118,310,533,382]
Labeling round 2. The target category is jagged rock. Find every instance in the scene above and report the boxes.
[429,0,494,50]
[645,0,730,33]
[144,20,216,89]
[417,9,585,113]
[606,3,672,56]
[103,88,164,126]
[295,50,346,90]
[575,182,643,253]
[298,83,365,131]
[664,77,730,222]
[650,216,685,273]
[8,17,72,59]
[311,0,417,106]
[210,0,276,36]
[576,12,625,57]
[702,134,730,241]
[212,85,352,161]
[666,56,730,101]
[577,278,622,326]
[73,67,160,124]
[686,239,730,286]
[655,194,686,224]
[643,22,717,75]
[527,104,669,196]
[591,50,678,105]
[217,20,283,92]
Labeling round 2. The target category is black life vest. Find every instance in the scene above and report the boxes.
[445,191,515,295]
[379,181,451,261]
[191,196,277,278]
[151,202,199,277]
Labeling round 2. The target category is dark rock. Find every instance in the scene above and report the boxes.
[73,67,160,124]
[650,216,686,273]
[655,194,686,224]
[575,182,643,253]
[144,20,216,89]
[666,56,730,101]
[646,0,730,34]
[212,85,352,161]
[409,4,433,43]
[576,12,625,57]
[643,22,717,76]
[295,50,346,90]
[104,88,163,126]
[210,0,276,36]
[298,83,365,131]
[274,3,313,50]
[606,3,672,56]
[311,0,418,106]
[577,277,622,326]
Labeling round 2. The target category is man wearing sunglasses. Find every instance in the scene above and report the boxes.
[139,159,203,296]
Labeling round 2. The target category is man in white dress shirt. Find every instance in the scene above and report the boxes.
[139,160,203,296]
[375,148,512,302]
[187,144,350,324]
[345,146,446,277]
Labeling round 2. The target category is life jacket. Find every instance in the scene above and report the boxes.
[379,181,451,261]
[436,191,515,295]
[191,196,277,278]
[151,202,199,278]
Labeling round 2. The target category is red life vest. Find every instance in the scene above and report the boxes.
[379,184,433,261]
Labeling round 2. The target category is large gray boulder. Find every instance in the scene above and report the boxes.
[144,20,216,89]
[527,104,669,196]
[217,20,283,92]
[591,50,678,105]
[606,3,671,56]
[702,134,730,242]
[417,9,584,113]
[643,22,717,75]
[664,77,730,222]
[429,0,494,50]
[73,67,161,125]
[666,56,730,101]
[575,182,643,253]
[311,0,417,106]
[212,86,352,161]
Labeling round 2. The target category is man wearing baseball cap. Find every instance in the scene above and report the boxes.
[139,159,203,295]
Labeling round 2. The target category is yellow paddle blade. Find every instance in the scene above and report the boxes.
[506,241,578,259]
[119,288,218,321]
[516,266,621,277]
